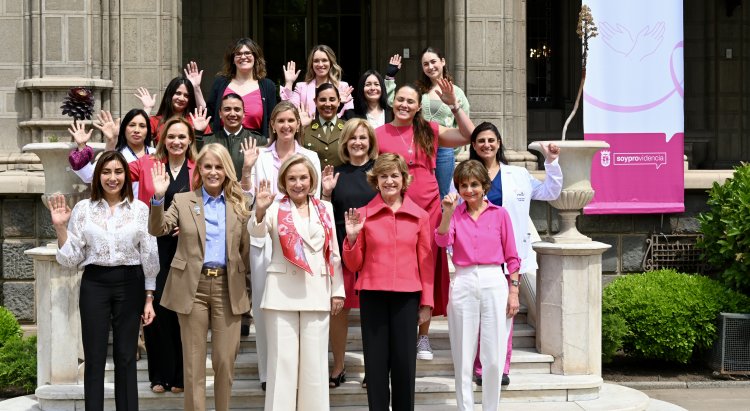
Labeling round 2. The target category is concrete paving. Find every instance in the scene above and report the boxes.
[641,387,750,411]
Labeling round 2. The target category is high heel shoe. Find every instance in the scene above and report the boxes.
[329,369,346,388]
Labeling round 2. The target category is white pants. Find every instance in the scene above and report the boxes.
[264,309,330,411]
[448,265,510,411]
[250,236,271,383]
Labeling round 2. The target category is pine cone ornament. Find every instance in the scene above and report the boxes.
[60,87,95,120]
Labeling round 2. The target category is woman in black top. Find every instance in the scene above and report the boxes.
[320,118,379,388]
[206,38,277,139]
[342,70,393,128]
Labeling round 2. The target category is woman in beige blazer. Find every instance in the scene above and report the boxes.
[149,143,251,411]
[250,154,345,411]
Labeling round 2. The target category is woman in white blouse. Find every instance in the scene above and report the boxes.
[50,150,159,411]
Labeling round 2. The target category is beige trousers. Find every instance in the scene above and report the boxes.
[177,275,241,411]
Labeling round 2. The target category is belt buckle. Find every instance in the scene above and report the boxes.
[205,268,220,277]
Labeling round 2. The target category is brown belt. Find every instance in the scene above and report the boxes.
[201,267,226,277]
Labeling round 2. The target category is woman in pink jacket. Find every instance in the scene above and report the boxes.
[280,44,354,119]
[342,153,434,411]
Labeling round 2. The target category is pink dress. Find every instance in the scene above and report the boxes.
[375,122,449,316]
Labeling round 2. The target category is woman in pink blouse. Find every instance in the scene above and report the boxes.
[342,153,433,410]
[435,159,520,411]
[280,44,354,119]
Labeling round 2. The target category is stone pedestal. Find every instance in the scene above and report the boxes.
[26,244,81,386]
[534,241,610,376]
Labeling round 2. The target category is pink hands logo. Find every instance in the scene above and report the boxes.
[600,21,665,61]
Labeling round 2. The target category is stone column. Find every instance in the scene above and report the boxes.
[26,244,81,386]
[533,241,610,376]
[446,0,538,168]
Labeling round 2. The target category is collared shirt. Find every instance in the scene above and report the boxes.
[202,188,227,267]
[56,198,160,290]
[223,127,242,137]
[434,201,521,273]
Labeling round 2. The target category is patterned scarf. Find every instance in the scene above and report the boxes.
[278,195,335,276]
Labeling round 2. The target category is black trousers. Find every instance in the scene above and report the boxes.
[143,235,184,389]
[359,290,420,411]
[80,265,144,411]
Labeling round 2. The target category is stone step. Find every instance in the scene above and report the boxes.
[36,374,605,410]
[94,347,552,383]
[120,319,537,357]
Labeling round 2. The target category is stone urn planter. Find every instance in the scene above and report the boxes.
[528,140,609,243]
[22,142,106,207]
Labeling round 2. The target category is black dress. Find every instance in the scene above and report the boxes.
[330,159,377,308]
[143,161,190,390]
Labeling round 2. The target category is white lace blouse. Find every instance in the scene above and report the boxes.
[56,198,159,290]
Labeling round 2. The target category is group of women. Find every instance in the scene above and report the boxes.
[53,36,563,411]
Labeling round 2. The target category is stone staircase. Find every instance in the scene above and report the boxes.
[31,305,680,411]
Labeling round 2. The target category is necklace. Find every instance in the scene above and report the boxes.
[393,124,415,165]
[169,159,183,174]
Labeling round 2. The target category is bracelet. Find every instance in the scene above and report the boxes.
[145,294,155,300]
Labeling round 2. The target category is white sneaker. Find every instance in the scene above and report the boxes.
[416,335,433,360]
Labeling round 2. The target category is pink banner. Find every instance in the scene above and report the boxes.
[585,133,684,214]
[583,0,684,214]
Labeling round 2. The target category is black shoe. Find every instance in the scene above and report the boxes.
[241,324,250,337]
[361,377,367,389]
[329,369,346,388]
[474,374,482,386]
[501,374,510,386]
[261,382,266,391]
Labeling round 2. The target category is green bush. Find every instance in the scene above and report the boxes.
[601,312,628,363]
[0,335,37,393]
[697,163,750,294]
[0,306,22,347]
[602,269,750,363]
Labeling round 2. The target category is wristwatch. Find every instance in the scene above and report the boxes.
[510,279,520,287]
[449,103,461,114]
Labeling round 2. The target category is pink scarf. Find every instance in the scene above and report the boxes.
[278,196,335,276]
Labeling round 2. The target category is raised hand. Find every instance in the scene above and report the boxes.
[68,120,93,148]
[538,142,561,163]
[441,192,459,214]
[283,61,301,88]
[321,165,340,197]
[340,85,354,104]
[344,208,365,244]
[150,162,170,200]
[188,106,211,132]
[241,137,259,171]
[254,179,274,215]
[184,61,204,90]
[48,194,71,228]
[435,78,457,107]
[92,111,120,149]
[632,22,665,61]
[386,54,402,78]
[134,87,157,113]
[299,101,313,127]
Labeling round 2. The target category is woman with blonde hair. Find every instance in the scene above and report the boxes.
[280,44,353,118]
[251,154,344,410]
[149,143,251,411]
[320,118,379,387]
[244,101,321,391]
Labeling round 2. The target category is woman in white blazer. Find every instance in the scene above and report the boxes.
[250,154,345,411]
[240,102,321,391]
[468,121,562,386]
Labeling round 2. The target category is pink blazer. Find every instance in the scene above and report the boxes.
[129,155,196,206]
[279,79,354,118]
[342,195,434,308]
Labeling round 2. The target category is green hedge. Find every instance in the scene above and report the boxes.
[602,269,750,363]
[697,163,750,294]
[0,307,22,347]
[0,306,36,394]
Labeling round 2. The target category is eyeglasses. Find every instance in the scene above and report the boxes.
[234,51,253,58]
